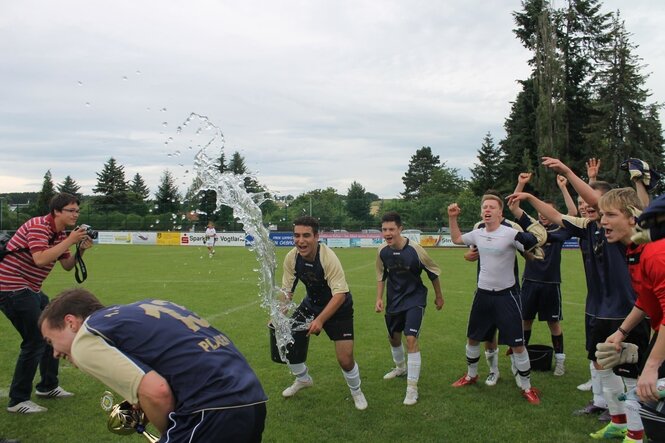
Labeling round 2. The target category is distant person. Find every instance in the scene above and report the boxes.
[39,288,267,442]
[447,194,546,405]
[0,193,92,414]
[205,221,217,258]
[280,216,367,410]
[375,211,444,405]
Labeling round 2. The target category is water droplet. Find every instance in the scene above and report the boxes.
[167,153,172,157]
[77,81,83,86]
[162,122,168,127]
[176,126,182,133]
[155,220,160,224]
[174,150,180,156]
[136,70,141,75]
[185,169,189,173]
[146,107,151,111]
[85,102,91,107]
[160,107,167,112]
[122,76,128,81]
[150,224,154,228]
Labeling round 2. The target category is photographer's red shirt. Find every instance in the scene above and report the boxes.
[0,214,69,292]
[627,239,665,331]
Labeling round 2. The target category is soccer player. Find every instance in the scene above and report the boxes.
[0,193,92,414]
[514,172,574,376]
[507,157,651,438]
[375,211,444,405]
[447,194,546,405]
[205,221,217,258]
[280,216,367,410]
[39,288,267,442]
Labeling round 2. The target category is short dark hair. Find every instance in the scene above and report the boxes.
[39,288,105,330]
[49,193,80,216]
[590,181,613,195]
[293,216,319,235]
[381,211,402,227]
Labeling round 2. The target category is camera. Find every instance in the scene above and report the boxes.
[79,224,99,239]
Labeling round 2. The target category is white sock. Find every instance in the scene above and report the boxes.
[407,352,421,383]
[591,362,607,408]
[513,349,532,390]
[342,362,361,391]
[465,343,481,378]
[391,345,406,368]
[598,368,625,415]
[288,363,311,382]
[485,348,499,373]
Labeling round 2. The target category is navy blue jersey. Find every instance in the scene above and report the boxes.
[75,300,267,413]
[562,216,637,319]
[376,239,440,314]
[522,223,572,283]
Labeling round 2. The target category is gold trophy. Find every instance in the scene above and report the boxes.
[101,391,160,442]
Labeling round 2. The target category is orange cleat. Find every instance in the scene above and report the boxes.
[522,388,541,405]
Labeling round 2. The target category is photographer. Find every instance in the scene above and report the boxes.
[0,193,93,414]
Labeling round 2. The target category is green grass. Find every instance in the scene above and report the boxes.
[0,245,605,442]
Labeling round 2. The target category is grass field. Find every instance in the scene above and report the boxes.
[0,245,609,442]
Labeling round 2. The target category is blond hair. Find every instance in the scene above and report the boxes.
[599,187,643,218]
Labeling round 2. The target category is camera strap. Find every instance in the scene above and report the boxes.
[74,243,88,283]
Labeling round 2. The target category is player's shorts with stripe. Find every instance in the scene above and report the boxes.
[467,286,524,347]
[520,280,563,322]
[589,317,651,379]
[164,402,266,443]
[385,306,425,338]
[293,303,354,341]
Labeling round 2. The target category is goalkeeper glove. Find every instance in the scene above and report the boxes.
[595,342,638,369]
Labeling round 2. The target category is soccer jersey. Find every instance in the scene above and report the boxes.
[0,214,68,292]
[473,219,522,289]
[462,225,524,291]
[71,299,267,413]
[375,239,440,314]
[205,227,216,247]
[282,243,353,314]
[522,223,572,283]
[561,215,636,319]
[627,240,665,331]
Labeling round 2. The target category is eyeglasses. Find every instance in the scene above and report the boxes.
[61,208,80,214]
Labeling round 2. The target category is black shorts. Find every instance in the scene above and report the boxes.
[589,317,651,378]
[520,280,562,322]
[585,314,595,352]
[293,303,354,341]
[164,402,266,443]
[385,306,425,338]
[467,287,524,347]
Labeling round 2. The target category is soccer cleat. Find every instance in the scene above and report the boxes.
[573,400,607,416]
[485,371,500,386]
[7,400,47,414]
[553,359,565,376]
[351,389,368,410]
[590,423,627,439]
[403,385,418,406]
[451,374,478,387]
[383,366,407,380]
[621,437,641,443]
[577,379,593,391]
[282,378,313,398]
[598,410,611,422]
[522,388,541,405]
[35,386,74,398]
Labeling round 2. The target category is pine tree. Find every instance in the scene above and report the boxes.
[93,157,129,208]
[346,181,369,222]
[57,175,81,197]
[401,147,440,200]
[470,133,505,196]
[154,170,181,214]
[128,173,151,201]
[36,170,56,214]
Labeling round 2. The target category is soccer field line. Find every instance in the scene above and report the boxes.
[207,300,260,321]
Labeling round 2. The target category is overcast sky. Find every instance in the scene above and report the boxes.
[2,0,664,200]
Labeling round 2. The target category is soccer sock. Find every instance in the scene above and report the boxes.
[485,348,499,373]
[591,362,607,408]
[523,329,532,347]
[513,349,532,390]
[288,363,311,382]
[342,362,361,392]
[391,344,406,368]
[551,333,564,354]
[598,368,625,416]
[465,343,481,378]
[407,352,421,383]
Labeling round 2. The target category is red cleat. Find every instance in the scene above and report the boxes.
[451,374,479,387]
[522,388,541,405]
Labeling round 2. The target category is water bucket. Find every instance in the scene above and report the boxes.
[268,324,310,364]
[527,344,553,371]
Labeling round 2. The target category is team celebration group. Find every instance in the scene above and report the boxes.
[0,156,664,442]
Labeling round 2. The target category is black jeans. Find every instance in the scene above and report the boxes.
[0,289,59,406]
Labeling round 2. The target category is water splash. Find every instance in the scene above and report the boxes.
[183,112,307,362]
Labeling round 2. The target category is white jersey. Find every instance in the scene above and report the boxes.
[462,224,524,291]
[205,227,217,247]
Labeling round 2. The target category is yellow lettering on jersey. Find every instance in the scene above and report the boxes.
[198,333,231,352]
[139,302,211,332]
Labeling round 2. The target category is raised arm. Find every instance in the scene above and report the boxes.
[447,203,464,245]
[557,175,578,216]
[542,157,599,208]
[514,172,532,193]
[506,192,565,227]
[586,158,601,184]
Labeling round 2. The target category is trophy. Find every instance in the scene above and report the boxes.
[100,391,160,442]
